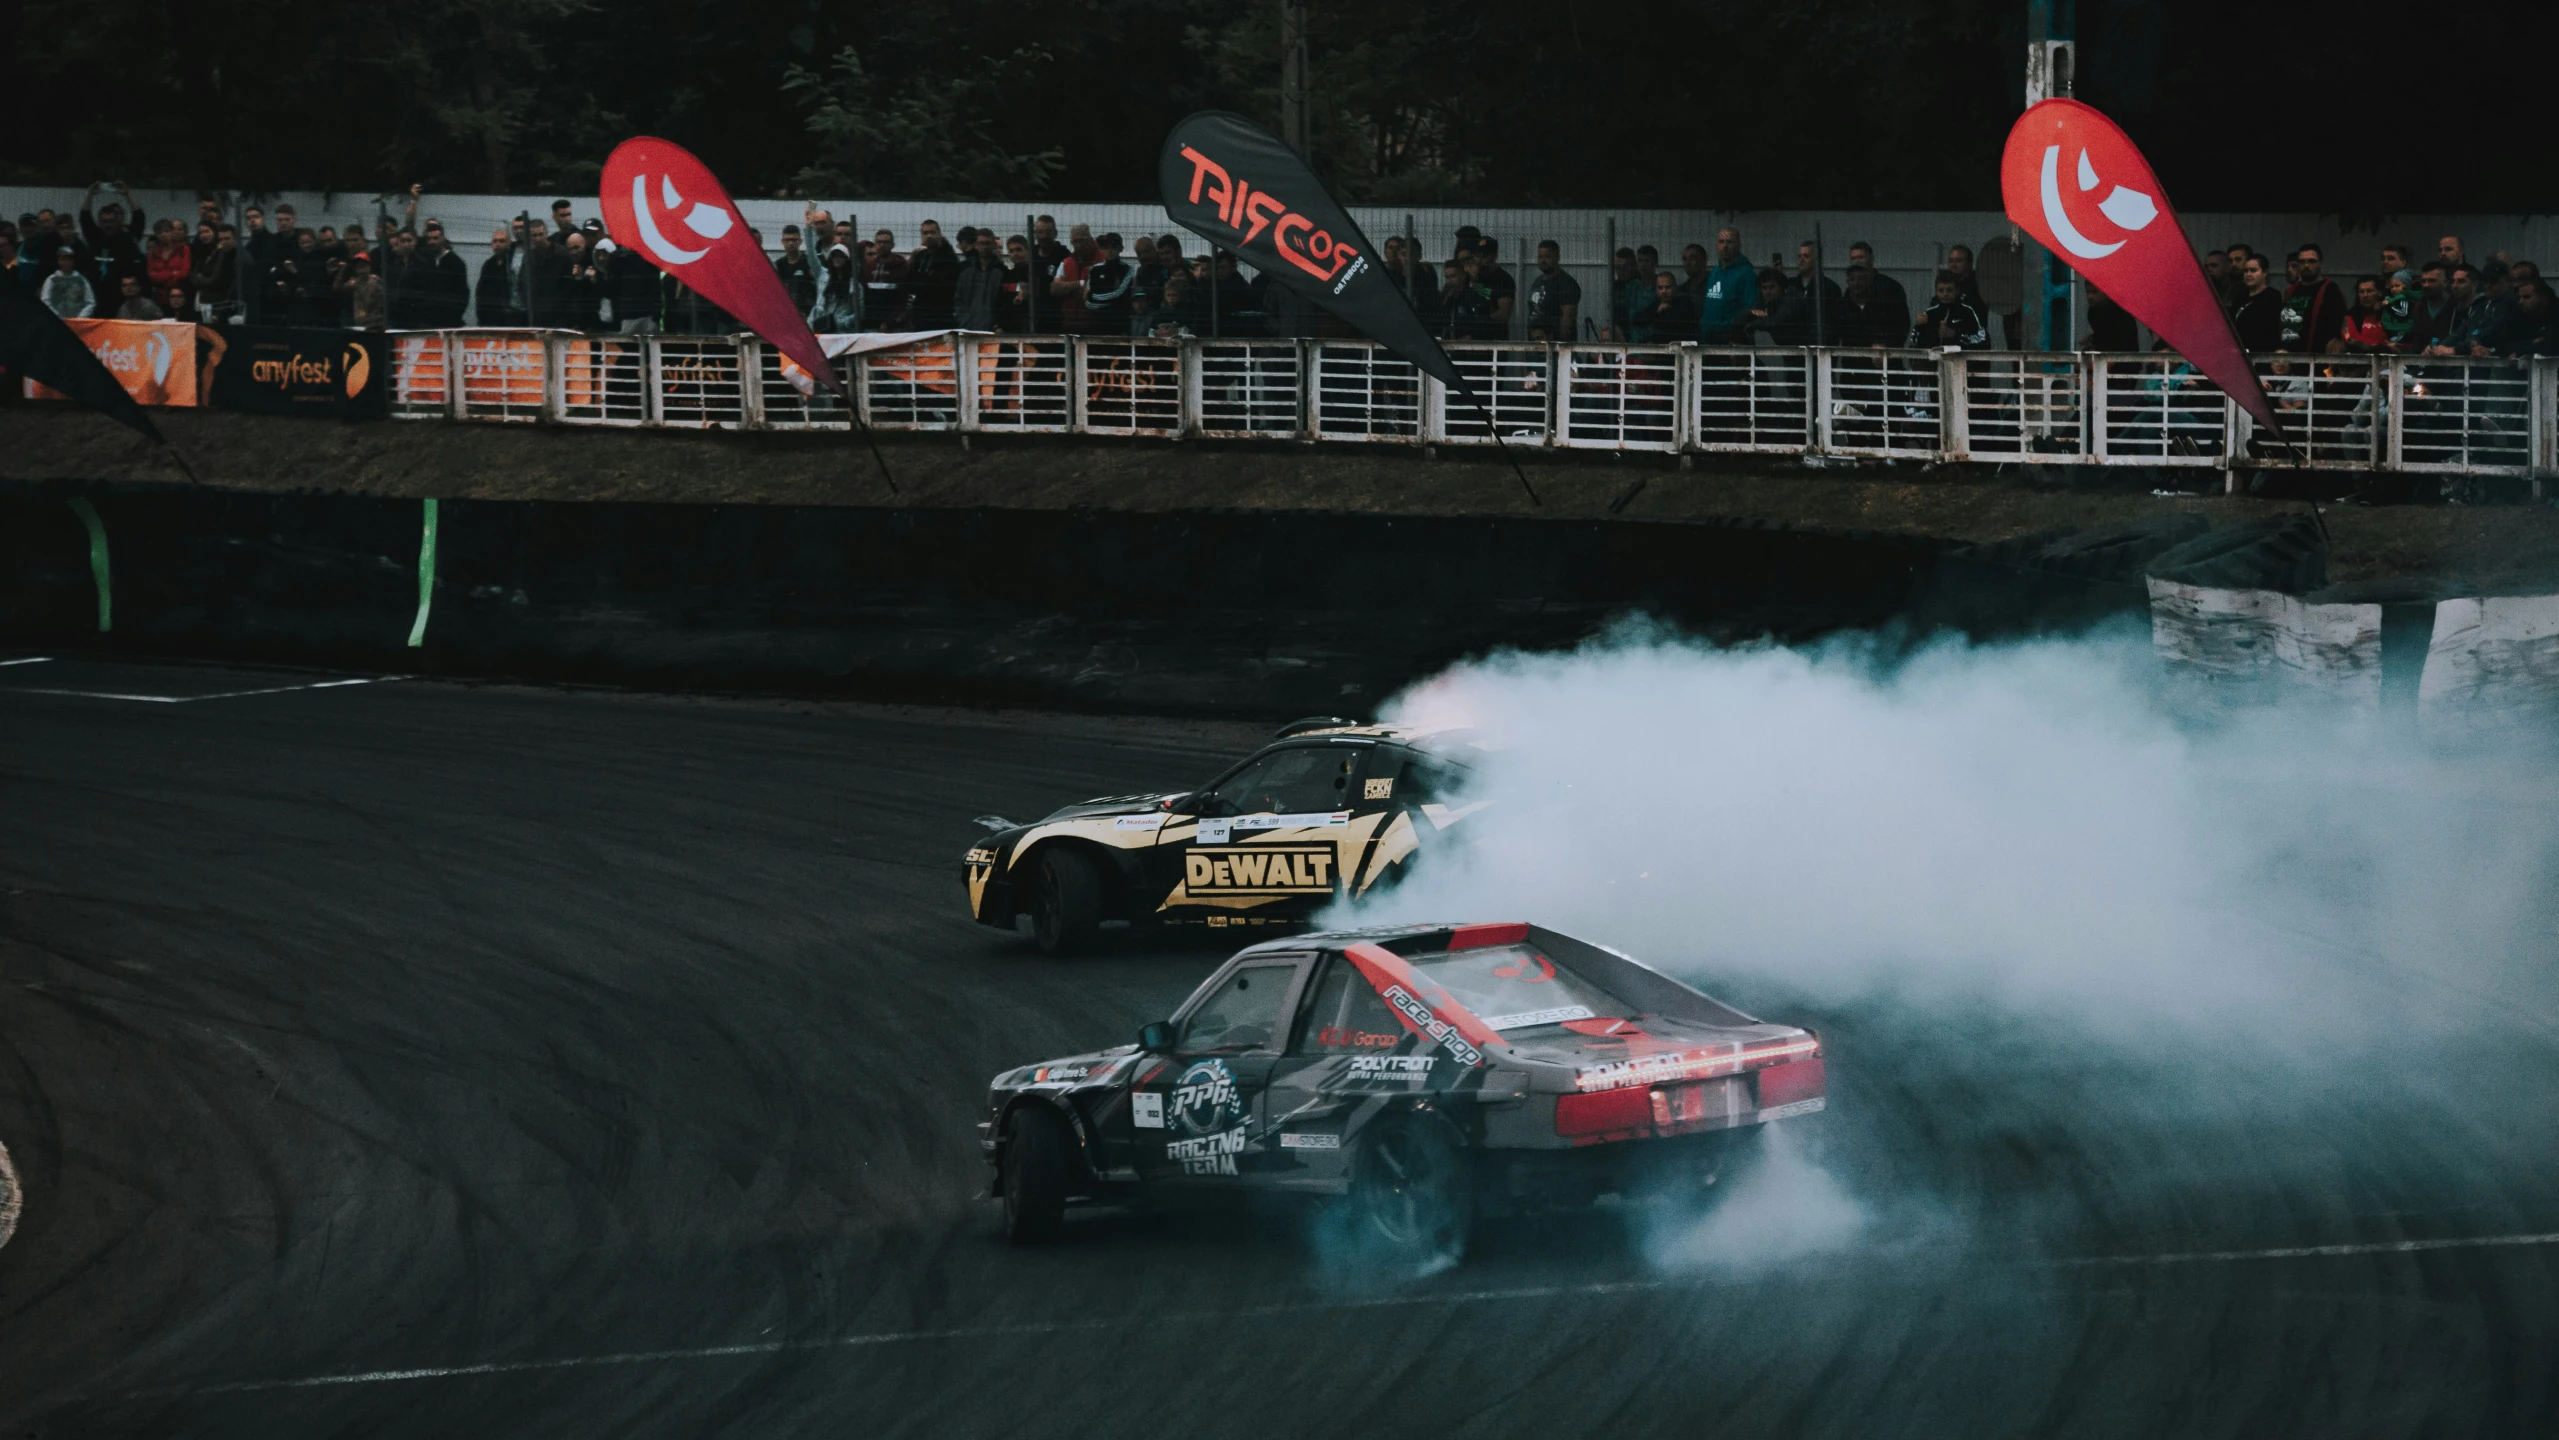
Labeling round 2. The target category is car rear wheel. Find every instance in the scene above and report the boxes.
[1346,1117,1471,1267]
[1002,1106,1072,1245]
[1026,847,1102,956]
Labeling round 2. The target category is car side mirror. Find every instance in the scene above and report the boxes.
[1137,1020,1173,1053]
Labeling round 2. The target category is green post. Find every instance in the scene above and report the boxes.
[408,497,438,648]
[66,497,110,633]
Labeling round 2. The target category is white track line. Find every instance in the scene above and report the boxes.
[1,677,399,704]
[140,1233,2559,1397]
[0,656,50,668]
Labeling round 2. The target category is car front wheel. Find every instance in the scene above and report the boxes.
[1026,847,1102,956]
[1002,1105,1072,1245]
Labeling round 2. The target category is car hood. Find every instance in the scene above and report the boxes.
[1493,1013,1813,1085]
[1037,792,1183,824]
[994,1043,1141,1091]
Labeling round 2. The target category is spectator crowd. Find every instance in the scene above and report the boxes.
[4,185,2552,362]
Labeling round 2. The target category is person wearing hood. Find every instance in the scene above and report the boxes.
[811,244,862,333]
[954,229,1006,331]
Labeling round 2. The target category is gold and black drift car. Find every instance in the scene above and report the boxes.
[962,719,1489,954]
[981,921,1827,1261]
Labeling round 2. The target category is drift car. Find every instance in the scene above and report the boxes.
[982,921,1826,1259]
[962,719,1488,954]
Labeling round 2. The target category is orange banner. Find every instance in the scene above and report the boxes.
[24,319,203,407]
[457,333,548,410]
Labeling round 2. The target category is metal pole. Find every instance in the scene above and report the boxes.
[1406,212,1420,312]
[1516,234,1528,342]
[1813,223,1828,345]
[2023,0,2076,352]
[1605,216,1616,340]
[1280,0,1312,158]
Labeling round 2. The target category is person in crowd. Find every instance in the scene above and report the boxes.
[1377,235,1439,335]
[1944,244,1985,312]
[381,228,430,328]
[2485,276,2559,357]
[42,246,97,317]
[288,230,336,325]
[954,228,1005,331]
[1205,250,1260,334]
[2202,248,2234,311]
[2085,285,2140,350]
[2232,253,2283,352]
[2437,235,2466,272]
[1831,264,1905,346]
[904,219,961,330]
[336,253,387,329]
[142,220,194,316]
[2431,264,2497,357]
[552,199,579,243]
[1912,269,1991,348]
[1787,241,1841,340]
[1609,248,1645,340]
[0,229,35,299]
[1749,266,1815,345]
[2406,260,2456,351]
[1032,214,1060,258]
[1439,259,1480,340]
[1633,269,1697,343]
[607,236,659,332]
[1147,269,1204,338]
[810,243,862,333]
[1846,241,1907,329]
[192,224,242,321]
[113,274,163,320]
[80,186,146,292]
[773,225,817,315]
[1471,237,1517,335]
[2280,243,2347,354]
[557,231,603,330]
[2223,243,2258,312]
[239,205,277,267]
[1697,227,1757,343]
[861,229,909,330]
[1129,234,1167,331]
[2378,268,2416,350]
[189,219,218,281]
[1677,243,1711,300]
[1046,225,1095,333]
[16,212,59,277]
[476,228,525,326]
[2336,276,2391,352]
[1525,239,1580,341]
[1629,243,1658,295]
[1080,232,1134,335]
[2380,243,2415,280]
[422,229,471,327]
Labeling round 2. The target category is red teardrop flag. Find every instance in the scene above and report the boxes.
[2000,99,2278,432]
[600,137,838,394]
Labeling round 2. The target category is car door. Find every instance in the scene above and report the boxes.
[1131,954,1315,1184]
[1261,951,1447,1189]
[1150,742,1381,929]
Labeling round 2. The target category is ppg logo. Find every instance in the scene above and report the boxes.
[1169,1059,1241,1137]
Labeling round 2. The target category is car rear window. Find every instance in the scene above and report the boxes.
[1405,945,1629,1032]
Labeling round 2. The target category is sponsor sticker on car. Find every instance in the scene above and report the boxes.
[1381,985,1484,1068]
[1184,845,1337,896]
[1479,1004,1595,1031]
[1132,1092,1165,1128]
[1195,812,1350,845]
[1279,1131,1341,1150]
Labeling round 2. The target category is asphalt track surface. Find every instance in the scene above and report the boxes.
[3,656,2556,1437]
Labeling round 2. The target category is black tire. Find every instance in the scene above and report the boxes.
[1026,847,1102,956]
[1346,1117,1472,1267]
[1002,1106,1072,1246]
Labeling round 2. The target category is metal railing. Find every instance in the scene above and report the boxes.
[377,330,2559,480]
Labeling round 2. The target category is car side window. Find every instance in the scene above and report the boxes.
[1177,962,1299,1055]
[1293,957,1412,1054]
[1196,746,1359,818]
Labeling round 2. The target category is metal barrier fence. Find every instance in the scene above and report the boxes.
[380,330,2559,479]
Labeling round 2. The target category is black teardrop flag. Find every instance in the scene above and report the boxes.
[1159,112,1534,503]
[0,272,164,446]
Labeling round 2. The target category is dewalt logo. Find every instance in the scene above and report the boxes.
[1184,845,1336,896]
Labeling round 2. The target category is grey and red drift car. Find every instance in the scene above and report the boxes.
[982,921,1826,1260]
[961,719,1487,954]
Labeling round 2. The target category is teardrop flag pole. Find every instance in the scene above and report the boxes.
[600,137,896,493]
[2000,99,2284,444]
[1159,111,1538,506]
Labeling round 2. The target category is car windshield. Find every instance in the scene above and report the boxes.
[1406,945,1629,1032]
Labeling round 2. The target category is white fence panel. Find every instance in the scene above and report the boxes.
[555,336,651,425]
[1434,344,1552,445]
[1076,340,1184,436]
[858,338,962,430]
[1193,340,1303,439]
[2090,355,2228,465]
[755,343,853,429]
[390,333,451,419]
[1313,343,1424,443]
[1693,349,1812,452]
[1559,345,1682,451]
[971,337,1073,433]
[1952,353,2087,461]
[454,330,552,422]
[2238,355,2381,468]
[1819,349,1942,458]
[2391,357,2532,474]
[652,337,748,429]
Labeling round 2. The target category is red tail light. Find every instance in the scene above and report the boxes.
[1555,1086,1652,1138]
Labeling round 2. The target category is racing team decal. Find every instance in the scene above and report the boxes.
[1164,1058,1248,1175]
